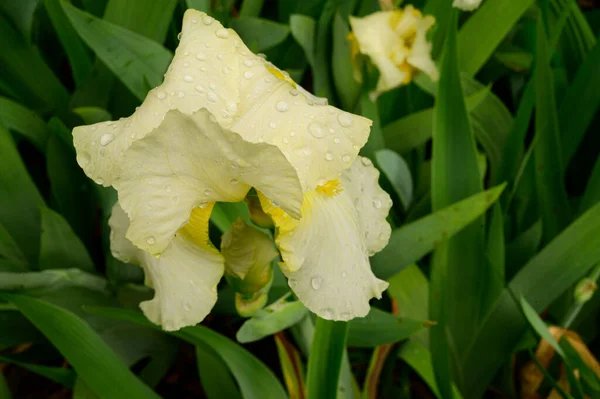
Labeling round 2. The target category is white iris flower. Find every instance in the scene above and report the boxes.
[74,10,392,331]
[349,6,439,98]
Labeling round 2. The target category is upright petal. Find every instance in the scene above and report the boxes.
[114,108,301,255]
[169,9,373,192]
[109,204,223,331]
[259,158,392,320]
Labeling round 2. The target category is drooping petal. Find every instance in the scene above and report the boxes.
[341,157,393,255]
[113,108,301,255]
[259,158,392,321]
[109,203,223,331]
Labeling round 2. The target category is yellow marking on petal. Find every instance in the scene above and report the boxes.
[267,66,297,89]
[257,191,299,236]
[316,179,343,197]
[389,10,404,29]
[399,62,414,84]
[178,203,219,254]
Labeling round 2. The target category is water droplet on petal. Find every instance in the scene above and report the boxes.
[183,301,191,311]
[96,178,104,185]
[308,122,325,138]
[196,52,206,60]
[77,153,91,166]
[361,158,373,166]
[311,276,322,290]
[172,195,179,203]
[215,28,229,38]
[209,115,217,123]
[184,75,194,82]
[243,59,253,67]
[209,83,216,90]
[177,32,182,40]
[373,199,382,208]
[282,137,289,144]
[289,89,298,96]
[191,18,198,24]
[178,91,185,98]
[157,91,167,100]
[333,137,341,144]
[230,178,238,184]
[146,236,156,245]
[276,101,289,112]
[183,62,190,67]
[269,121,277,129]
[195,84,205,92]
[165,184,172,192]
[289,278,298,288]
[341,271,347,278]
[337,112,353,127]
[340,312,352,320]
[342,154,351,163]
[216,53,224,60]
[244,71,253,79]
[207,92,217,102]
[204,188,213,196]
[289,131,296,137]
[320,308,334,318]
[100,134,114,146]
[203,16,214,25]
[325,152,333,161]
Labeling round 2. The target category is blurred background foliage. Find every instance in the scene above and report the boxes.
[0,0,600,398]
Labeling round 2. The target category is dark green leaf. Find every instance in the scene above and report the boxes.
[195,345,243,399]
[458,0,535,75]
[44,0,94,86]
[375,149,413,210]
[85,306,288,399]
[559,39,600,165]
[0,12,69,115]
[39,207,94,272]
[0,127,44,263]
[102,0,177,43]
[290,14,316,67]
[534,11,571,243]
[332,11,360,111]
[371,184,505,280]
[61,2,173,101]
[230,17,290,52]
[347,308,429,348]
[236,300,308,343]
[1,294,159,399]
[0,355,76,388]
[306,317,348,399]
[463,201,600,398]
[430,12,485,396]
[0,96,49,152]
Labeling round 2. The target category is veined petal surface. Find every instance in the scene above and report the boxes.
[260,157,392,321]
[109,204,223,331]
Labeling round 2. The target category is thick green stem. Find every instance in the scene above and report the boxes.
[306,317,349,399]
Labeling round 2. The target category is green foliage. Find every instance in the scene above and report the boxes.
[1,0,599,397]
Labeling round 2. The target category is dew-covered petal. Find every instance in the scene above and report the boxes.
[232,61,371,191]
[341,157,393,254]
[115,108,301,255]
[259,183,390,321]
[108,203,224,331]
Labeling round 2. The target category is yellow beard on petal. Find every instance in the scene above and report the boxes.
[266,65,297,88]
[316,179,343,197]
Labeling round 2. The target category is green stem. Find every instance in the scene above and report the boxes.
[306,317,349,399]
